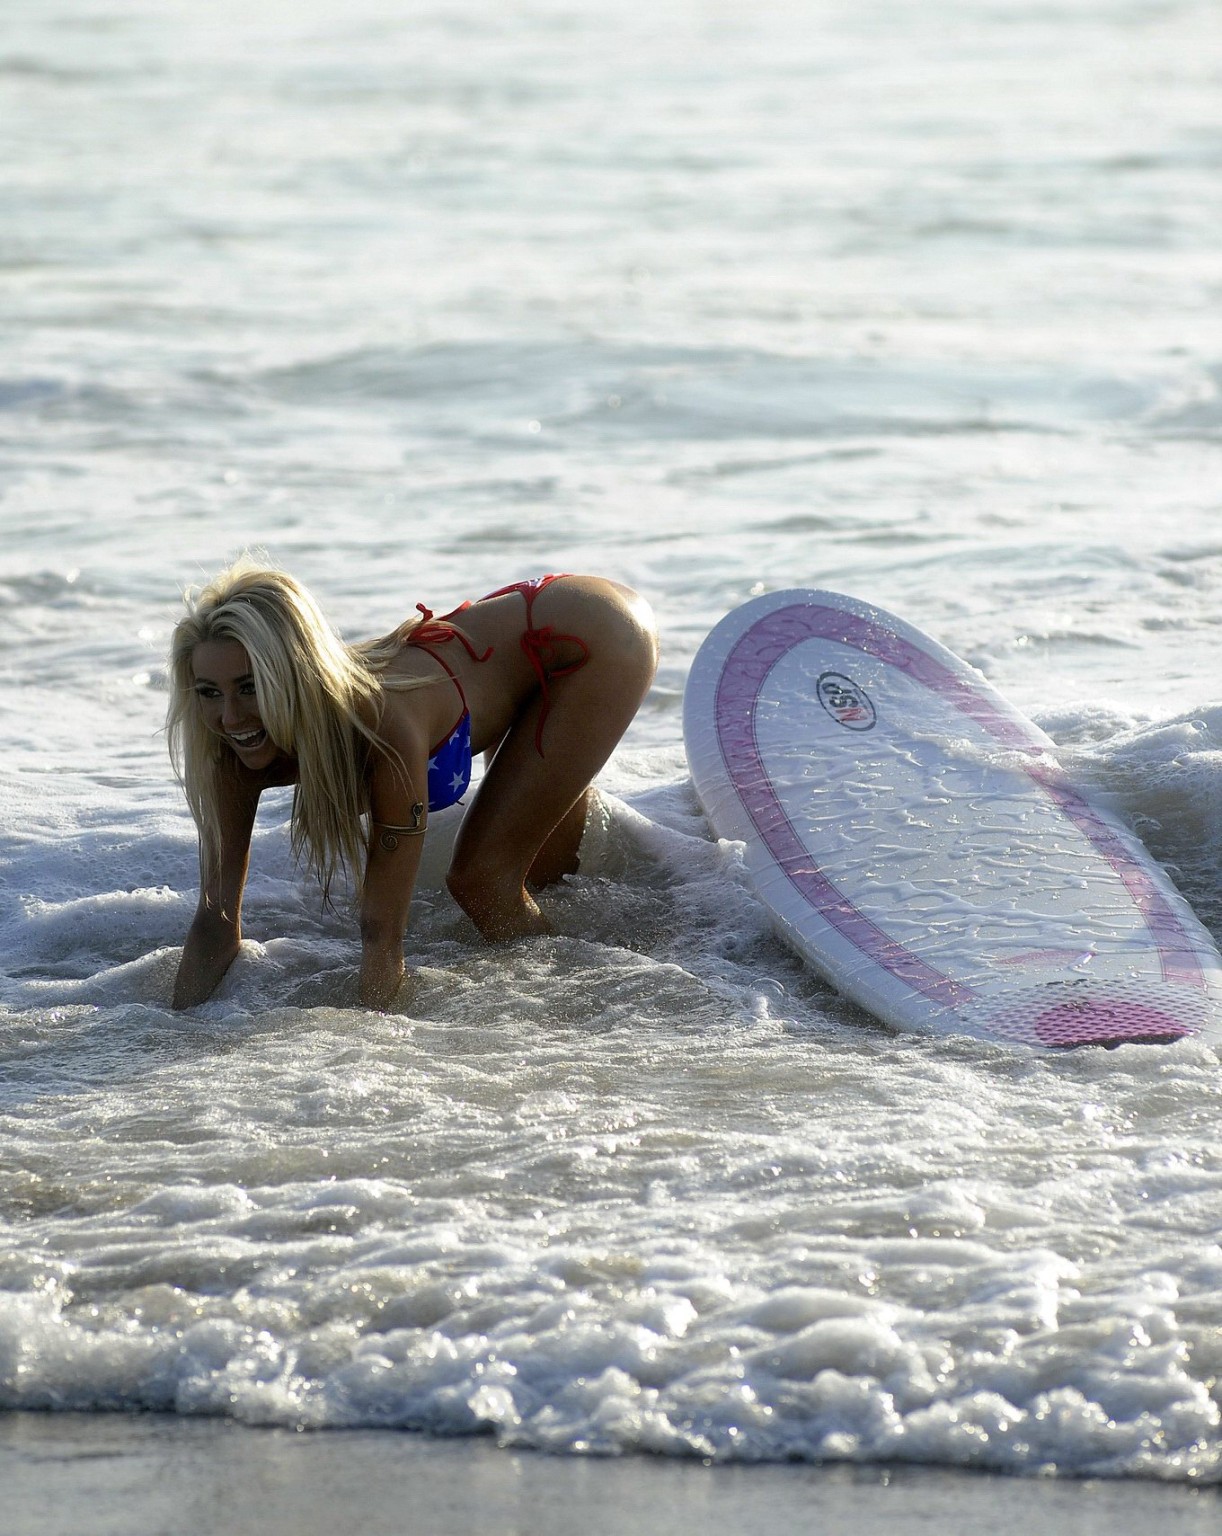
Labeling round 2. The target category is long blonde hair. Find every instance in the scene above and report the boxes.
[167,559,422,904]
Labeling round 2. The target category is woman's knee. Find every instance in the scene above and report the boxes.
[446,847,518,913]
[445,852,548,939]
[444,853,485,918]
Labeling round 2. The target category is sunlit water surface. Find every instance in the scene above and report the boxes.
[3,0,1222,1480]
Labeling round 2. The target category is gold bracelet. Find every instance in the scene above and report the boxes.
[372,803,426,850]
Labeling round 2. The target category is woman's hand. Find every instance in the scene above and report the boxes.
[358,941,406,1010]
[173,758,261,1009]
[358,715,431,1011]
[172,910,242,1008]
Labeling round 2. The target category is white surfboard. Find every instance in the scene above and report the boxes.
[684,589,1222,1048]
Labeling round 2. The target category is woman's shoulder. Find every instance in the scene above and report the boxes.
[368,677,439,757]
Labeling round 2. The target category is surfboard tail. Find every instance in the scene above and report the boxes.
[952,980,1217,1049]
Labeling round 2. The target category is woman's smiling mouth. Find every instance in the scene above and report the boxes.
[228,728,268,750]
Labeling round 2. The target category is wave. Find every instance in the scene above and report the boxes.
[241,343,1213,444]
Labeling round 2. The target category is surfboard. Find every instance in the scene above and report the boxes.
[683,588,1222,1048]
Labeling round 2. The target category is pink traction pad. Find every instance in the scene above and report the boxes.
[1009,999,1195,1049]
[1037,1003,1192,1048]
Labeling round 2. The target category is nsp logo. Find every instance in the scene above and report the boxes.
[816,671,876,731]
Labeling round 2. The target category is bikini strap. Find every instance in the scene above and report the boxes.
[481,577,590,755]
[408,602,493,663]
[402,602,493,729]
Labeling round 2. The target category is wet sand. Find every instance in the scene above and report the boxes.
[3,1412,1219,1536]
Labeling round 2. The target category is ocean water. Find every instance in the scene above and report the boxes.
[4,0,1222,1481]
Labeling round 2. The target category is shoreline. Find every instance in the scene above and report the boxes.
[3,1412,1219,1536]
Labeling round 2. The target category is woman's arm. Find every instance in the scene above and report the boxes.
[172,770,261,1009]
[358,727,430,1009]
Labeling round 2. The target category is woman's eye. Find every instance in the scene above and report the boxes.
[240,682,258,696]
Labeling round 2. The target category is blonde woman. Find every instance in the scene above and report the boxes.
[167,562,659,1009]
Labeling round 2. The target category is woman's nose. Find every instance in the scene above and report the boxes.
[221,694,244,728]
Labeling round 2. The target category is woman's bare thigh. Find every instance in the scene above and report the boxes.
[446,577,658,920]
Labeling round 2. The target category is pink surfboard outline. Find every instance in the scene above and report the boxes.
[711,599,1207,1017]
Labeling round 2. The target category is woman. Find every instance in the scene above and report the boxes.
[166,560,659,1009]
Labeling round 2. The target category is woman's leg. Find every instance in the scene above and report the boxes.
[446,580,657,938]
[525,788,591,887]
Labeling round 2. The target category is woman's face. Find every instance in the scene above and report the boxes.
[191,639,281,770]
